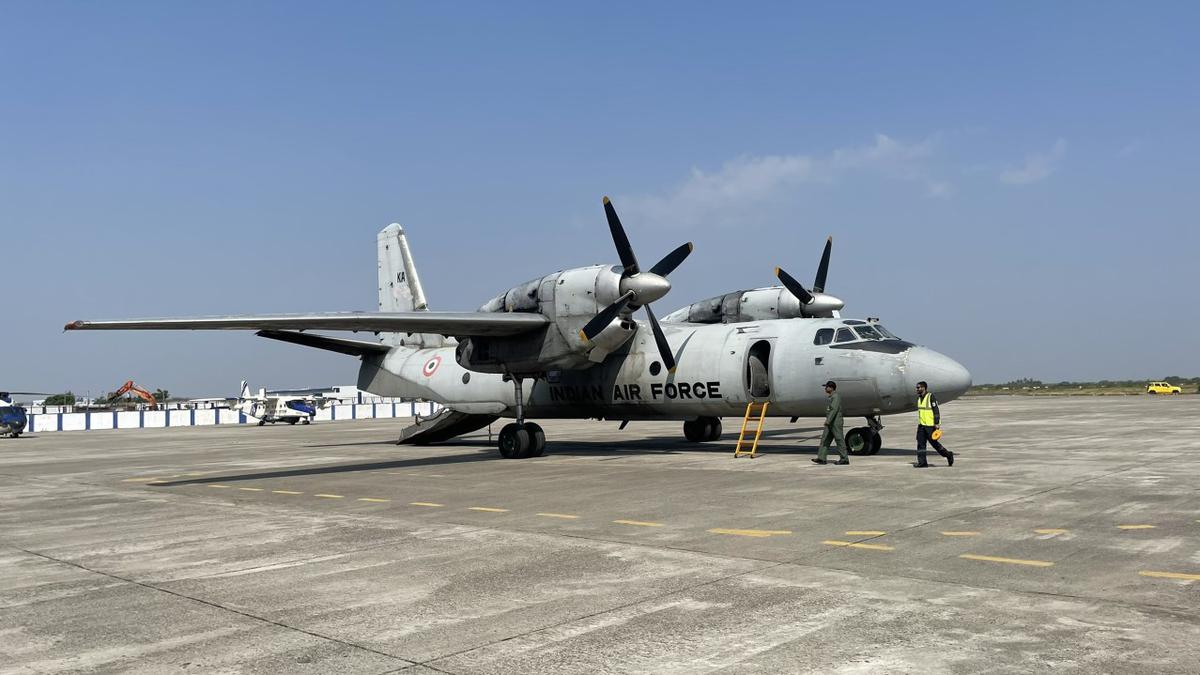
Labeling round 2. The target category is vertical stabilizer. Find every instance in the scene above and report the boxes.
[377,224,444,347]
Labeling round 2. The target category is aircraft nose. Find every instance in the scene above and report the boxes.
[907,347,972,402]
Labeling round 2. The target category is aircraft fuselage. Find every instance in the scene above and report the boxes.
[357,317,971,422]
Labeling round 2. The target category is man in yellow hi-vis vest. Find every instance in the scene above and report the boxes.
[915,380,954,468]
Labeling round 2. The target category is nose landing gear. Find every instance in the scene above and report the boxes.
[847,416,883,455]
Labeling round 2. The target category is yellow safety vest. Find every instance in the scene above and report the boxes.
[917,393,935,426]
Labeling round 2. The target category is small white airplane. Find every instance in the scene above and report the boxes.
[234,381,328,426]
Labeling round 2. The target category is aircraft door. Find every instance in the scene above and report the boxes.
[721,330,775,405]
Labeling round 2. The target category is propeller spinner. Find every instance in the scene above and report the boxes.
[579,197,692,372]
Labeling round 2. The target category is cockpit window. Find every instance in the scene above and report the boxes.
[813,328,834,345]
[834,328,855,343]
[854,326,883,341]
[874,325,899,339]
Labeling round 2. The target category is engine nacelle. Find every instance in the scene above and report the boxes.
[459,264,630,374]
[663,287,844,324]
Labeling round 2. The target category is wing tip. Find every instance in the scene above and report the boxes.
[602,195,611,205]
[64,320,84,331]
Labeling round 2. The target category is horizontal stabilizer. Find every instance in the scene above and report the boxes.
[255,330,392,357]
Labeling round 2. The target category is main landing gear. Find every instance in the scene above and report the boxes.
[846,415,883,456]
[498,375,546,459]
[682,416,723,442]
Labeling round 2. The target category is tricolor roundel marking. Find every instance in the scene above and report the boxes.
[422,356,442,377]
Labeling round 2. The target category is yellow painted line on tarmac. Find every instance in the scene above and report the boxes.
[468,507,509,513]
[823,540,894,551]
[1118,524,1156,530]
[358,497,390,503]
[1140,570,1200,581]
[845,531,886,536]
[709,528,792,538]
[314,493,344,499]
[410,502,443,507]
[238,487,263,492]
[537,513,580,519]
[272,490,303,495]
[941,531,980,536]
[960,554,1053,567]
[208,484,231,489]
[614,519,664,528]
[1035,529,1069,535]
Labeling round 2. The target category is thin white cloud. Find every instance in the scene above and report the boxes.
[1116,140,1143,157]
[620,134,948,228]
[1000,139,1067,185]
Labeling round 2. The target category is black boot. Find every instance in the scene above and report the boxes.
[811,458,828,465]
[946,451,954,467]
[912,462,929,468]
[835,458,850,465]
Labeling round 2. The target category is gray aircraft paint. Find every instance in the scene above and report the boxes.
[68,219,971,435]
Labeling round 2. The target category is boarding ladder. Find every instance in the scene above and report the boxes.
[734,401,769,458]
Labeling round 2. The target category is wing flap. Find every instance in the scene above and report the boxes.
[65,312,549,338]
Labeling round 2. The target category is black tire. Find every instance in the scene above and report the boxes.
[869,431,882,455]
[498,423,530,459]
[846,427,871,456]
[524,422,546,457]
[256,420,266,427]
[683,420,703,442]
[702,417,723,442]
[286,418,298,425]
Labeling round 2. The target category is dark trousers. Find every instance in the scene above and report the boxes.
[916,425,951,465]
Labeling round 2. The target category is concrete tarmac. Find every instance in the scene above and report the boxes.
[2,395,1199,673]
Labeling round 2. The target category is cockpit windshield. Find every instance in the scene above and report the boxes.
[874,325,899,339]
[853,326,883,341]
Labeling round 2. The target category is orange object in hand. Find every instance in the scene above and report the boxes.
[931,428,943,441]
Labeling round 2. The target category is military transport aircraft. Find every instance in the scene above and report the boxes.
[65,197,971,458]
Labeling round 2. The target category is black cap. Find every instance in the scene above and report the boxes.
[823,380,837,389]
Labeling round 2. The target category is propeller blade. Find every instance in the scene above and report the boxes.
[603,196,639,275]
[813,236,832,293]
[578,291,635,341]
[775,266,814,304]
[648,242,694,277]
[642,304,676,373]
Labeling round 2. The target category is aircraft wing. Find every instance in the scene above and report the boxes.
[64,312,549,338]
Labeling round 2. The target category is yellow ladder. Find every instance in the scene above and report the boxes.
[734,401,769,458]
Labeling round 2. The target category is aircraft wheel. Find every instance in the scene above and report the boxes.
[287,418,298,425]
[302,418,311,425]
[869,431,882,455]
[683,420,704,442]
[701,417,722,442]
[524,422,546,457]
[846,427,872,456]
[256,420,266,427]
[498,423,530,459]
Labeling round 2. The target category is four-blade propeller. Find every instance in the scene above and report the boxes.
[775,235,844,317]
[579,197,692,372]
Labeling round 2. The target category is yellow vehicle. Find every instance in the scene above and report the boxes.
[1147,381,1182,395]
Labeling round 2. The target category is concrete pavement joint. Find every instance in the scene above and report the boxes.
[8,545,417,667]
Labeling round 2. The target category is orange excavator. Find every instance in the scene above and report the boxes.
[108,380,159,410]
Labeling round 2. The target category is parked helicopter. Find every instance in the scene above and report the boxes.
[0,391,45,438]
[66,197,970,458]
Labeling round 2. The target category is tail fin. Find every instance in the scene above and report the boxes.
[376,224,444,347]
[239,380,249,400]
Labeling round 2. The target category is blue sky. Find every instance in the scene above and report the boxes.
[3,2,1197,396]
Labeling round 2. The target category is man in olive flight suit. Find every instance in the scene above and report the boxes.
[812,380,849,465]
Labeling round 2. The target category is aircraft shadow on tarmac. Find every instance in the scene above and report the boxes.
[155,428,916,486]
